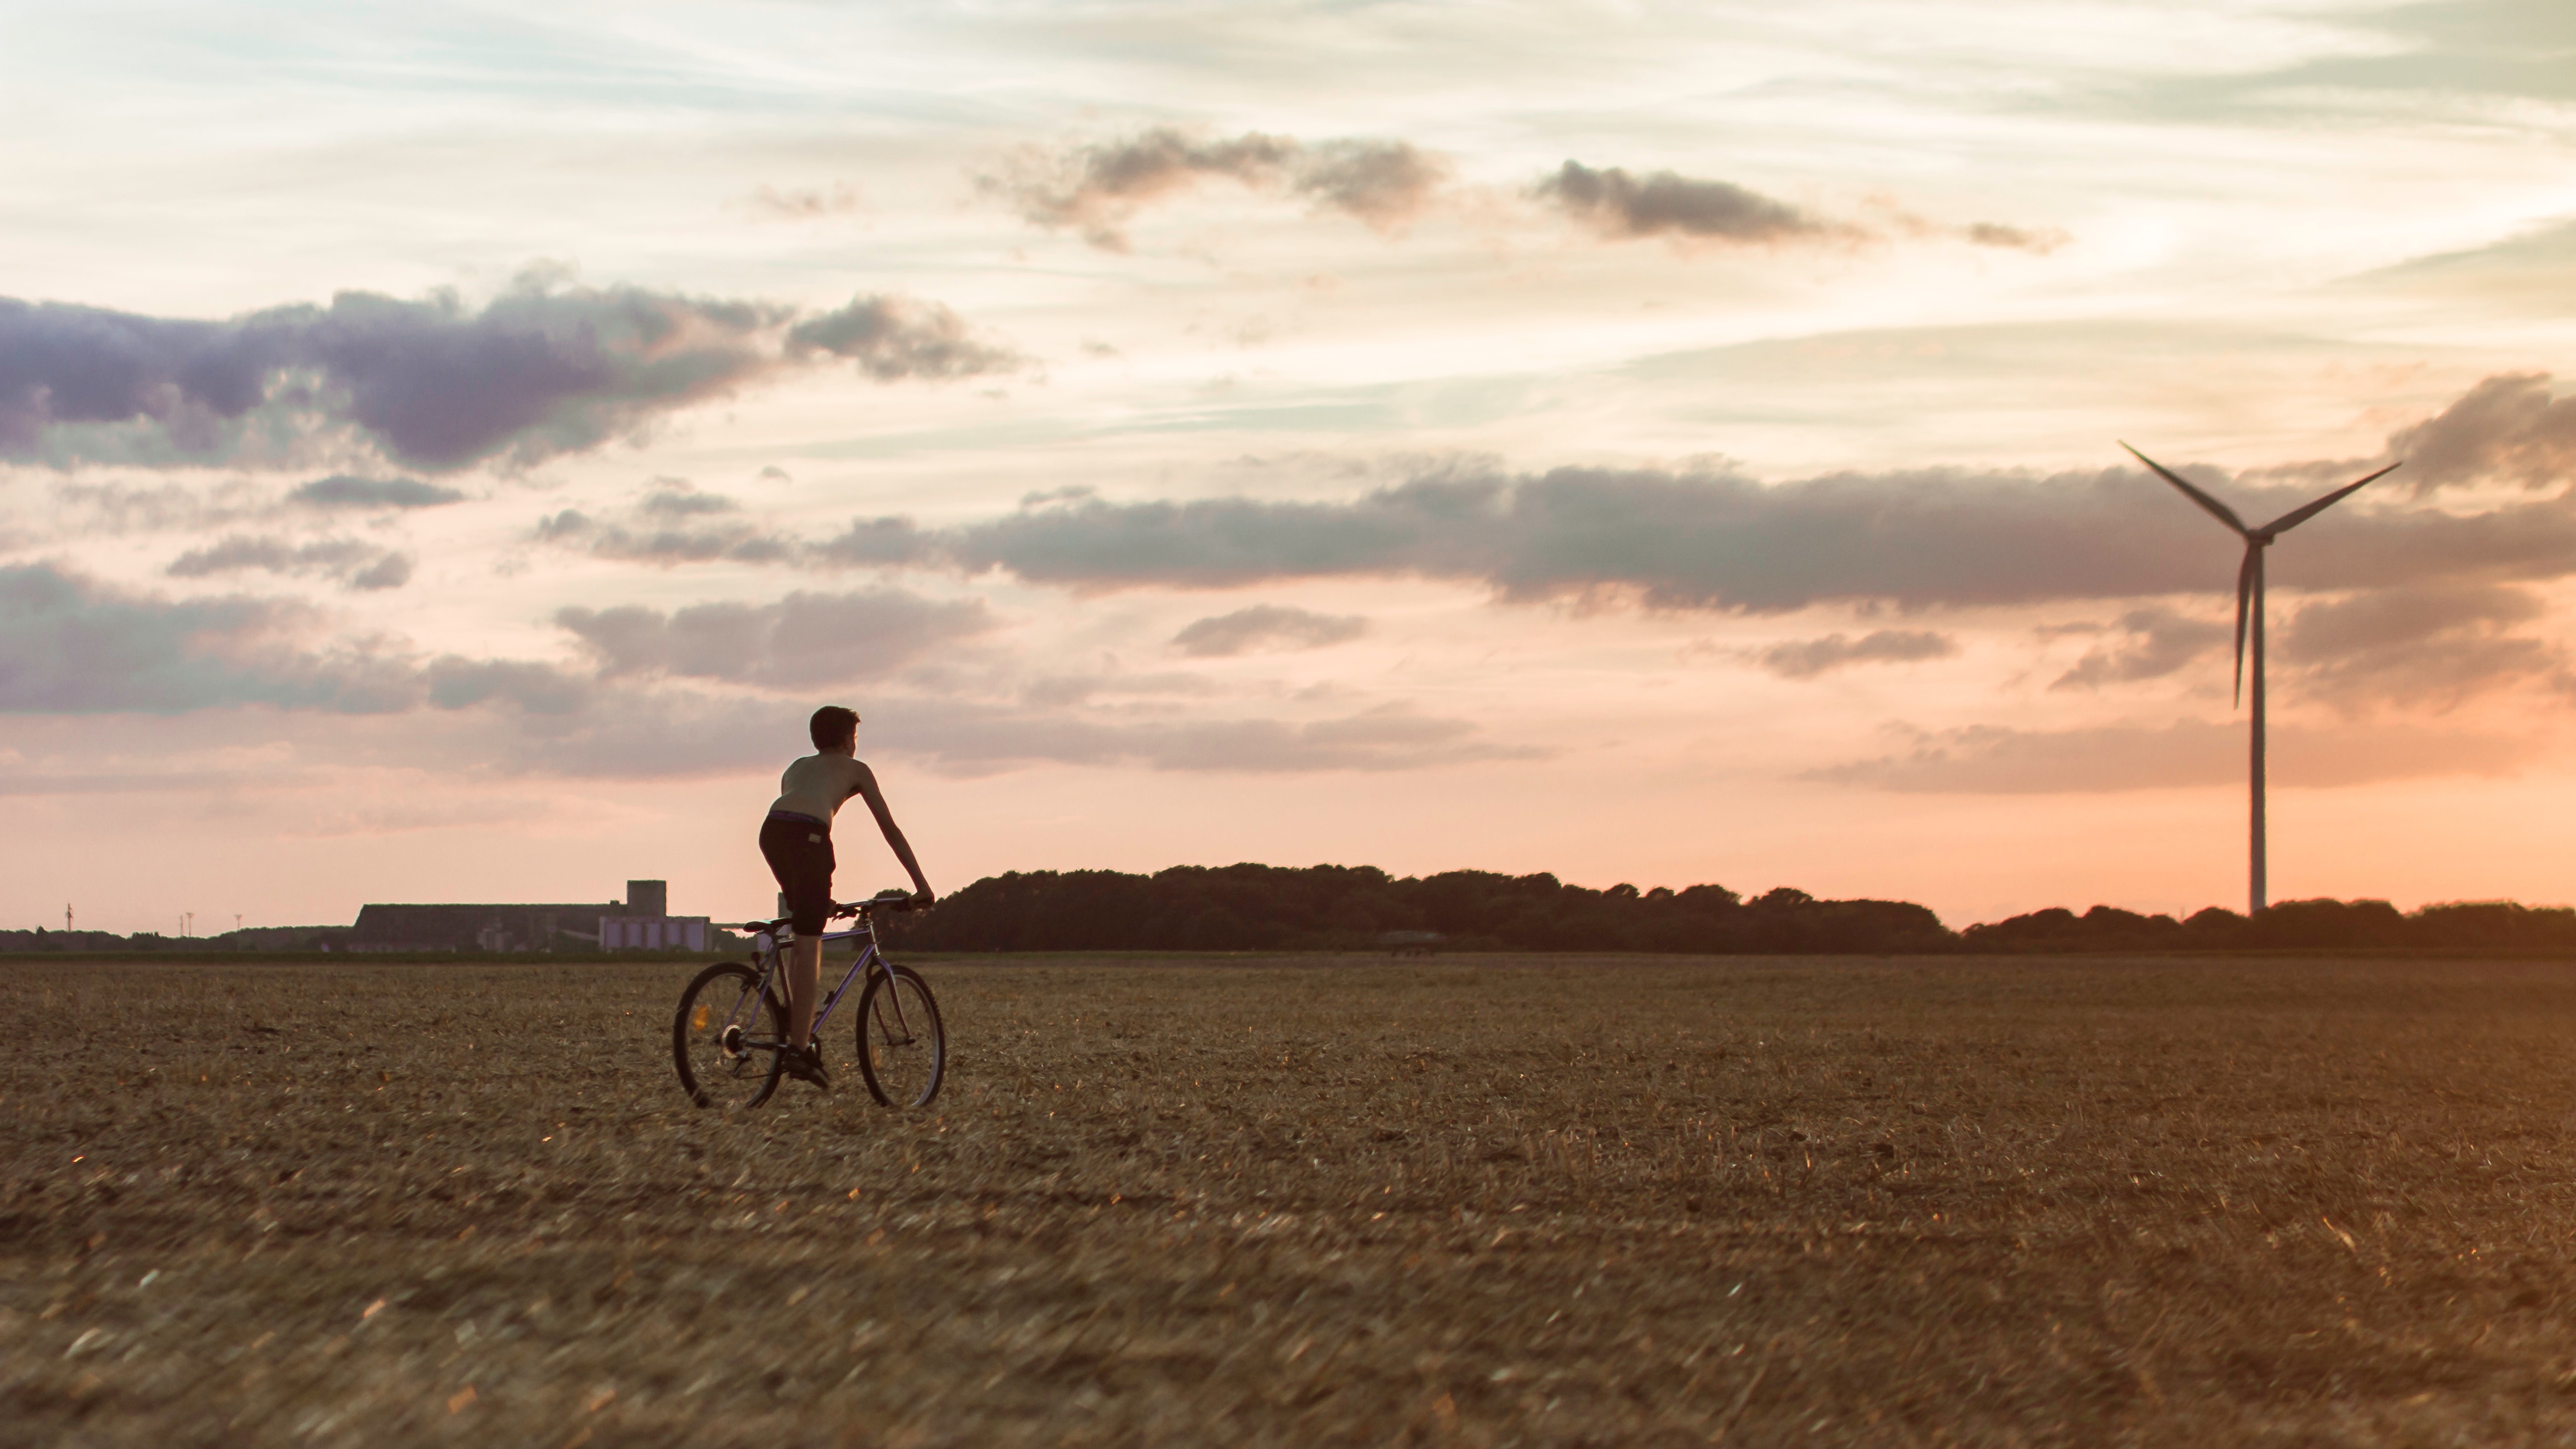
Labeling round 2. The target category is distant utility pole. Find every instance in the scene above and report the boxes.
[65,903,72,931]
[236,914,244,931]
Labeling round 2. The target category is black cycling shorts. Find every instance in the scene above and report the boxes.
[759,813,835,935]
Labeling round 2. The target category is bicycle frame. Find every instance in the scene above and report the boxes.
[723,909,916,1053]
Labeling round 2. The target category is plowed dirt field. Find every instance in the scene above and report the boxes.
[8,954,2576,1445]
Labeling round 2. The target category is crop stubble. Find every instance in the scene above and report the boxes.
[6,954,2576,1445]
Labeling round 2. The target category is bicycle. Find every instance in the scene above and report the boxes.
[670,888,945,1109]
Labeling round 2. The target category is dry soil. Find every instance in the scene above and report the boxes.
[8,953,2576,1446]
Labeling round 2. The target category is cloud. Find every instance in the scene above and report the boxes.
[0,563,412,712]
[785,296,1019,380]
[0,563,612,718]
[987,128,1446,249]
[2281,582,2568,711]
[873,697,1537,776]
[1537,161,2065,255]
[2051,607,2230,690]
[421,657,591,714]
[1534,161,1839,244]
[2381,372,2576,493]
[918,444,2576,612]
[0,282,1014,472]
[287,475,466,509]
[1294,141,1447,229]
[554,587,993,684]
[0,564,1513,779]
[49,478,267,535]
[349,554,414,591]
[1754,629,1955,679]
[534,480,797,566]
[528,375,2567,651]
[1811,718,2538,794]
[810,515,931,568]
[1961,221,2071,254]
[1170,603,1368,657]
[2047,585,2569,711]
[166,535,415,591]
[746,182,862,219]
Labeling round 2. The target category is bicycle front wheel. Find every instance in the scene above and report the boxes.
[854,963,944,1108]
[673,962,785,1109]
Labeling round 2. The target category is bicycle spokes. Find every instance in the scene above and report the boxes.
[673,962,785,1109]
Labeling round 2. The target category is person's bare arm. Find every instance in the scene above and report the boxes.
[849,763,933,904]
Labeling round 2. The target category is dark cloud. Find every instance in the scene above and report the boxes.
[554,587,993,684]
[349,554,413,591]
[988,128,1447,249]
[288,475,465,509]
[2051,608,2230,691]
[2045,586,2567,712]
[1171,603,1368,657]
[1295,141,1447,229]
[166,535,414,591]
[810,516,933,568]
[1537,161,2064,254]
[0,563,410,713]
[420,657,591,714]
[528,380,2576,708]
[1755,629,1955,679]
[1535,161,1837,244]
[2281,582,2568,711]
[920,447,2576,612]
[785,295,1020,381]
[0,283,1014,472]
[1812,718,2537,794]
[2381,372,2576,492]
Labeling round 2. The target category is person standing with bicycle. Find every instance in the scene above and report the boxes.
[760,705,934,1090]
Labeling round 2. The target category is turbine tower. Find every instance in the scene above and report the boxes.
[2120,442,2400,916]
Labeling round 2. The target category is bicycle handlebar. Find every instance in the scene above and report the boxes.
[736,890,924,934]
[833,889,923,919]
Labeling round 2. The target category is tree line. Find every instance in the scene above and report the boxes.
[10,866,2573,955]
[887,864,2576,955]
[1957,898,2576,953]
[888,863,1952,954]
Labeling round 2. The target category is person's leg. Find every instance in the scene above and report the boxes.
[789,934,822,1050]
[761,815,833,1057]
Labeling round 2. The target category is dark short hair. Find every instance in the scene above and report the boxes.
[809,705,860,750]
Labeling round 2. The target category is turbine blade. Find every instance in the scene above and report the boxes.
[2234,544,2256,708]
[2123,441,2250,534]
[2258,461,2402,535]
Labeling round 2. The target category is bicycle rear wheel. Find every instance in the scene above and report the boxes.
[673,962,785,1109]
[854,963,944,1108]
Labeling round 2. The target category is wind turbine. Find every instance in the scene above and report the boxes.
[2119,442,2401,916]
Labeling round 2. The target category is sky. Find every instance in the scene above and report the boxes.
[5,0,2574,934]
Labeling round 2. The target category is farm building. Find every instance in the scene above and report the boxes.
[351,880,711,953]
